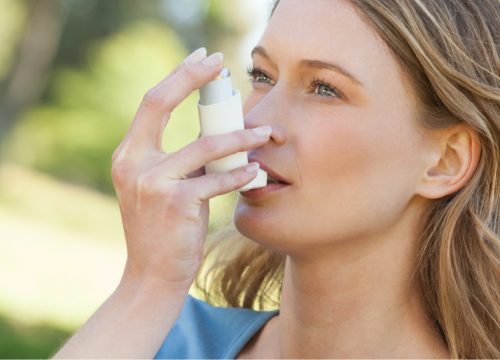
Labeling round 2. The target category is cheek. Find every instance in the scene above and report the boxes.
[234,104,426,252]
[296,107,423,236]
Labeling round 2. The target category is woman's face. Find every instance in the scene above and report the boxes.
[234,0,431,257]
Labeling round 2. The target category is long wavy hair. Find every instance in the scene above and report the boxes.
[194,0,500,358]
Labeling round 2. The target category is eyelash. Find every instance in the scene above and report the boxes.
[245,64,344,102]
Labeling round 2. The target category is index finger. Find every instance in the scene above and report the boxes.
[125,50,224,155]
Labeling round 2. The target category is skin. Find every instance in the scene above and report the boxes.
[234,0,480,358]
[53,49,275,358]
[52,0,480,357]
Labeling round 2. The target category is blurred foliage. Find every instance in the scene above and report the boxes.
[55,0,165,68]
[0,0,27,79]
[2,0,244,195]
[6,21,197,193]
[0,314,70,358]
[0,0,263,357]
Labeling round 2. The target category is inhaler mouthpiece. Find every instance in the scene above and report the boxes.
[198,67,267,192]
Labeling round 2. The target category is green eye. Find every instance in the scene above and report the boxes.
[246,65,344,103]
[255,72,270,83]
[246,65,272,84]
[313,82,341,98]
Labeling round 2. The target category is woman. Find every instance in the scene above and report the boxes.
[54,0,499,358]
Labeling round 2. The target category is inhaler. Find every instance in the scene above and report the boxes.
[197,67,267,192]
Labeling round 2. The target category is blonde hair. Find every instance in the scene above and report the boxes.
[194,0,500,358]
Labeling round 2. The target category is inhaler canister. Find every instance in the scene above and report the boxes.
[198,67,267,192]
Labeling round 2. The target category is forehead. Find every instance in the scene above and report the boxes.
[259,0,399,90]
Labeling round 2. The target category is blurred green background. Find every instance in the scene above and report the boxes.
[0,0,270,357]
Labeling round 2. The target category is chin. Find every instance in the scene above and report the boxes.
[233,199,300,255]
[233,201,272,237]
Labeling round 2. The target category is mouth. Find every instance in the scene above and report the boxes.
[266,173,288,185]
[240,157,291,199]
[248,157,291,186]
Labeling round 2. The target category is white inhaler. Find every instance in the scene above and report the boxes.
[197,67,267,192]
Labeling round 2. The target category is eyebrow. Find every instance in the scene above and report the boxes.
[251,46,364,87]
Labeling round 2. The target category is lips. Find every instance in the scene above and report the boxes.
[247,156,291,185]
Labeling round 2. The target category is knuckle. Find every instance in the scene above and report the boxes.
[111,147,120,163]
[179,63,199,83]
[197,136,218,153]
[230,169,247,184]
[112,140,128,163]
[135,170,160,197]
[111,160,131,187]
[227,130,258,153]
[235,130,253,146]
[142,88,163,110]
[215,173,233,190]
[135,171,181,203]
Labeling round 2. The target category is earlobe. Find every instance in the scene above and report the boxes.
[416,125,481,200]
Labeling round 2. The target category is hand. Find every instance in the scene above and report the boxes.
[111,48,272,292]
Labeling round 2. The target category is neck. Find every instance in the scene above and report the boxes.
[273,207,449,358]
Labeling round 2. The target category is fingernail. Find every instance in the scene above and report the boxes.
[251,125,272,138]
[203,52,223,66]
[184,47,207,64]
[245,162,260,173]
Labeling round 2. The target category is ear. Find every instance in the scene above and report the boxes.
[415,125,481,199]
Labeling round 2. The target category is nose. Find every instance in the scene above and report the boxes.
[243,90,287,145]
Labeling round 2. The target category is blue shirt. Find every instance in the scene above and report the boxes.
[154,294,279,359]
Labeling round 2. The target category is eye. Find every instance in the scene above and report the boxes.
[311,78,342,100]
[246,65,274,85]
[246,65,344,103]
